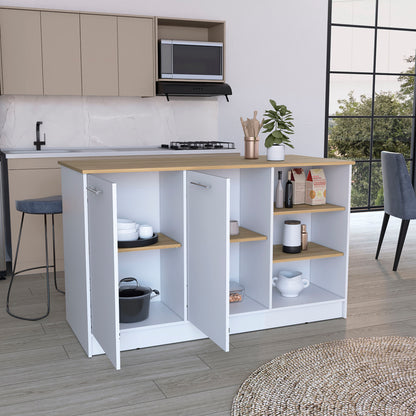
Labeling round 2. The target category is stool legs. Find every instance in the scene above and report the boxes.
[6,212,63,321]
[52,214,64,294]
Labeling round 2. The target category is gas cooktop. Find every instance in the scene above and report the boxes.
[161,141,235,151]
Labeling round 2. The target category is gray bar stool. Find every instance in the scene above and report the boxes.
[6,195,64,321]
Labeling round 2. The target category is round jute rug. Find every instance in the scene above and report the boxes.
[231,336,416,415]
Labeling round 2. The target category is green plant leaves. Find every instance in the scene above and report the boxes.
[262,99,295,148]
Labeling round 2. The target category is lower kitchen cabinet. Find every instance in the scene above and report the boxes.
[60,155,352,369]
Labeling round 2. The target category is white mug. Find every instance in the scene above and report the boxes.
[139,224,153,239]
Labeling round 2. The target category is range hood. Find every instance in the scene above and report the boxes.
[156,81,232,102]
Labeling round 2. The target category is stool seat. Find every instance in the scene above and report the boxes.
[16,195,62,215]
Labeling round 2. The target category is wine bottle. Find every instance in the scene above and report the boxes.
[275,171,284,209]
[284,171,293,208]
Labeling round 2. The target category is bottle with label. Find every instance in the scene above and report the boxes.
[301,224,308,250]
[275,171,284,209]
[284,171,293,208]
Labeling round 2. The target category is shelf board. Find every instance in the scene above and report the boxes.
[120,301,182,330]
[272,283,344,309]
[118,233,181,253]
[273,242,343,263]
[229,294,268,315]
[230,227,267,243]
[274,203,345,215]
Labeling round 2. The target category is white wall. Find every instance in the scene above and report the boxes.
[0,0,328,157]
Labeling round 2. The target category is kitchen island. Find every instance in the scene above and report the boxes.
[60,154,354,369]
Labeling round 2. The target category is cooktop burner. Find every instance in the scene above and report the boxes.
[161,141,235,151]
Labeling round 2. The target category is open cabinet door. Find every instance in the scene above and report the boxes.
[187,171,230,351]
[87,175,120,369]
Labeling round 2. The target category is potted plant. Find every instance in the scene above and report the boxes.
[262,99,294,161]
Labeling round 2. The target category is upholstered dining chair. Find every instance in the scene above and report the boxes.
[375,151,416,271]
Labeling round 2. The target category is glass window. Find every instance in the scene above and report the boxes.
[329,74,373,115]
[378,0,416,30]
[370,161,383,206]
[376,29,416,73]
[328,117,372,159]
[332,0,376,26]
[374,75,414,116]
[331,26,374,72]
[351,162,370,208]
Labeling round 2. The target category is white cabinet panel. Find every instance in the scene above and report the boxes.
[87,175,120,369]
[187,171,230,351]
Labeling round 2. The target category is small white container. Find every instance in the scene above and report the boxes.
[139,224,153,239]
[230,220,239,236]
[282,220,301,253]
[117,230,139,241]
[117,218,138,231]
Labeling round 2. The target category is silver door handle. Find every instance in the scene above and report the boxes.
[190,181,211,189]
[86,185,103,195]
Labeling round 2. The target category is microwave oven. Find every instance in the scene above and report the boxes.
[159,40,223,81]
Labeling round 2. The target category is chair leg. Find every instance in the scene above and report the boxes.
[6,213,51,321]
[375,213,390,259]
[393,219,410,271]
[52,214,64,294]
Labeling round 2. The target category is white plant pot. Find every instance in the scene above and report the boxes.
[267,144,285,161]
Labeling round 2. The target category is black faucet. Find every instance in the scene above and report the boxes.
[34,121,46,151]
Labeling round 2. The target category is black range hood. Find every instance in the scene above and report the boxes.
[156,81,232,102]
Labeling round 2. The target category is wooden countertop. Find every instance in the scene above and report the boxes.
[58,153,354,174]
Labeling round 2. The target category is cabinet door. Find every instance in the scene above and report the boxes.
[80,14,118,96]
[0,9,43,94]
[87,175,120,370]
[118,16,155,97]
[41,11,81,95]
[187,171,230,351]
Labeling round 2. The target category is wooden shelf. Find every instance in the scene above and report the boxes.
[118,233,181,253]
[274,203,345,215]
[273,242,343,263]
[230,227,267,243]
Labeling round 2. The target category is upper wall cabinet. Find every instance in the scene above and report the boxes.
[80,14,119,97]
[41,12,82,95]
[0,9,43,95]
[118,16,155,97]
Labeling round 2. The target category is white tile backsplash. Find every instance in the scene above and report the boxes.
[0,95,219,149]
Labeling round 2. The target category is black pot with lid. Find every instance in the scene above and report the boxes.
[119,277,160,323]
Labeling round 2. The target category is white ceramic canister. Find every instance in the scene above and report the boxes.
[282,220,301,253]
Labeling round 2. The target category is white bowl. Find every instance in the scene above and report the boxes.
[117,218,138,231]
[117,230,139,241]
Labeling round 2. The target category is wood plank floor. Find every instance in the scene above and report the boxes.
[0,211,415,415]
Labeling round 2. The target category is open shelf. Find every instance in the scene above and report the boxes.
[273,242,343,263]
[118,233,181,253]
[230,227,267,243]
[230,294,268,315]
[274,203,345,216]
[272,283,343,309]
[120,301,182,330]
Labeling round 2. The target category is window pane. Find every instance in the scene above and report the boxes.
[378,0,416,30]
[374,75,414,116]
[329,74,373,115]
[351,162,370,208]
[328,117,371,159]
[376,29,416,73]
[331,26,374,72]
[372,117,412,159]
[370,161,383,206]
[332,0,376,26]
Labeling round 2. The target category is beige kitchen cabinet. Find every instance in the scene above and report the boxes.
[118,16,155,97]
[7,159,64,274]
[80,14,118,96]
[41,12,82,95]
[0,8,43,95]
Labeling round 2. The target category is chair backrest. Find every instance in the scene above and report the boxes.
[381,151,416,219]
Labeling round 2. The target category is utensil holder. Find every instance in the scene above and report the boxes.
[244,137,259,159]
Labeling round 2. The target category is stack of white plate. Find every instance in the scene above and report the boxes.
[117,218,139,241]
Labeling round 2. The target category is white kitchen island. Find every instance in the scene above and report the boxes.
[59,154,354,369]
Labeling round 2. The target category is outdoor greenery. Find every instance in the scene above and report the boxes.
[328,57,414,208]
